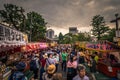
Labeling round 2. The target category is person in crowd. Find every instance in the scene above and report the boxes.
[53,53,59,72]
[73,64,89,80]
[78,50,85,65]
[30,54,40,79]
[94,52,99,63]
[89,55,96,73]
[42,64,56,80]
[67,55,77,80]
[61,50,68,72]
[46,53,55,67]
[52,73,63,80]
[109,54,118,64]
[8,62,27,80]
[40,53,48,80]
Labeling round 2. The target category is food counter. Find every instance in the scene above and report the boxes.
[97,61,120,77]
[0,64,11,80]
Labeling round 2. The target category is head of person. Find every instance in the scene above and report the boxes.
[35,54,39,57]
[48,53,53,58]
[94,52,98,55]
[91,54,95,59]
[16,62,26,72]
[47,64,56,78]
[52,73,63,80]
[54,53,57,56]
[70,56,74,62]
[43,53,48,59]
[73,56,77,61]
[77,64,86,78]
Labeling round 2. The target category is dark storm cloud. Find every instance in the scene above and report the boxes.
[0,0,120,34]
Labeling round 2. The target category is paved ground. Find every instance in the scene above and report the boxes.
[57,63,67,80]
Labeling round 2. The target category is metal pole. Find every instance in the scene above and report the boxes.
[30,13,32,42]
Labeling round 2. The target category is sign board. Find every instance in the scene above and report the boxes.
[116,30,120,37]
[0,24,28,44]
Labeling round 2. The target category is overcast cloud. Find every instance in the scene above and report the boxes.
[0,0,120,35]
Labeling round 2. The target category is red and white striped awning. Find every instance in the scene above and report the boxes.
[0,42,26,53]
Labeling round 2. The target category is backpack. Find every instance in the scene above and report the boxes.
[30,60,37,71]
[9,71,27,80]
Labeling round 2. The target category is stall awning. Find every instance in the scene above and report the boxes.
[21,42,48,52]
[0,43,26,52]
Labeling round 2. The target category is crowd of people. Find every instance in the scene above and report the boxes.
[7,45,100,80]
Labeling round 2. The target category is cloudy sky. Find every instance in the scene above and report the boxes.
[0,0,120,35]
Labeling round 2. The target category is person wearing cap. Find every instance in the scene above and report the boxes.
[73,64,89,80]
[42,64,56,80]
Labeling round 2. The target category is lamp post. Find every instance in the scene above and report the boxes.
[30,13,33,42]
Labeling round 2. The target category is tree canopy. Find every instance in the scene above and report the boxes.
[0,4,25,30]
[91,15,110,40]
[25,12,47,41]
[0,4,47,42]
[101,28,115,42]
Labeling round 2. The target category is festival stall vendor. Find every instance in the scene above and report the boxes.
[0,47,23,80]
[97,51,120,78]
[76,41,120,78]
[86,41,120,78]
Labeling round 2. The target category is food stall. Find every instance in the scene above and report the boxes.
[0,44,24,80]
[97,51,120,78]
[76,41,120,78]
[85,41,120,78]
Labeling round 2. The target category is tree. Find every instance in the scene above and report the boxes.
[91,15,110,40]
[25,12,47,41]
[77,33,91,41]
[58,32,64,44]
[101,28,115,42]
[0,4,25,30]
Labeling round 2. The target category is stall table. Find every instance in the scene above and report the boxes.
[97,61,120,77]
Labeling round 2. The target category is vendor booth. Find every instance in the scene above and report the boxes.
[0,23,29,80]
[76,41,120,78]
[0,44,25,80]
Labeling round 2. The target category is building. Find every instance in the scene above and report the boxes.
[69,27,78,34]
[46,29,54,39]
[0,23,28,44]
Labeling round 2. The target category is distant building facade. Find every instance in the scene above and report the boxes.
[46,29,54,39]
[69,27,78,34]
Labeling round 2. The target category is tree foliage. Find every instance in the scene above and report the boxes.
[91,15,110,40]
[58,32,91,44]
[58,32,64,43]
[101,28,115,42]
[25,12,47,41]
[78,33,91,41]
[0,4,47,42]
[0,4,25,30]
